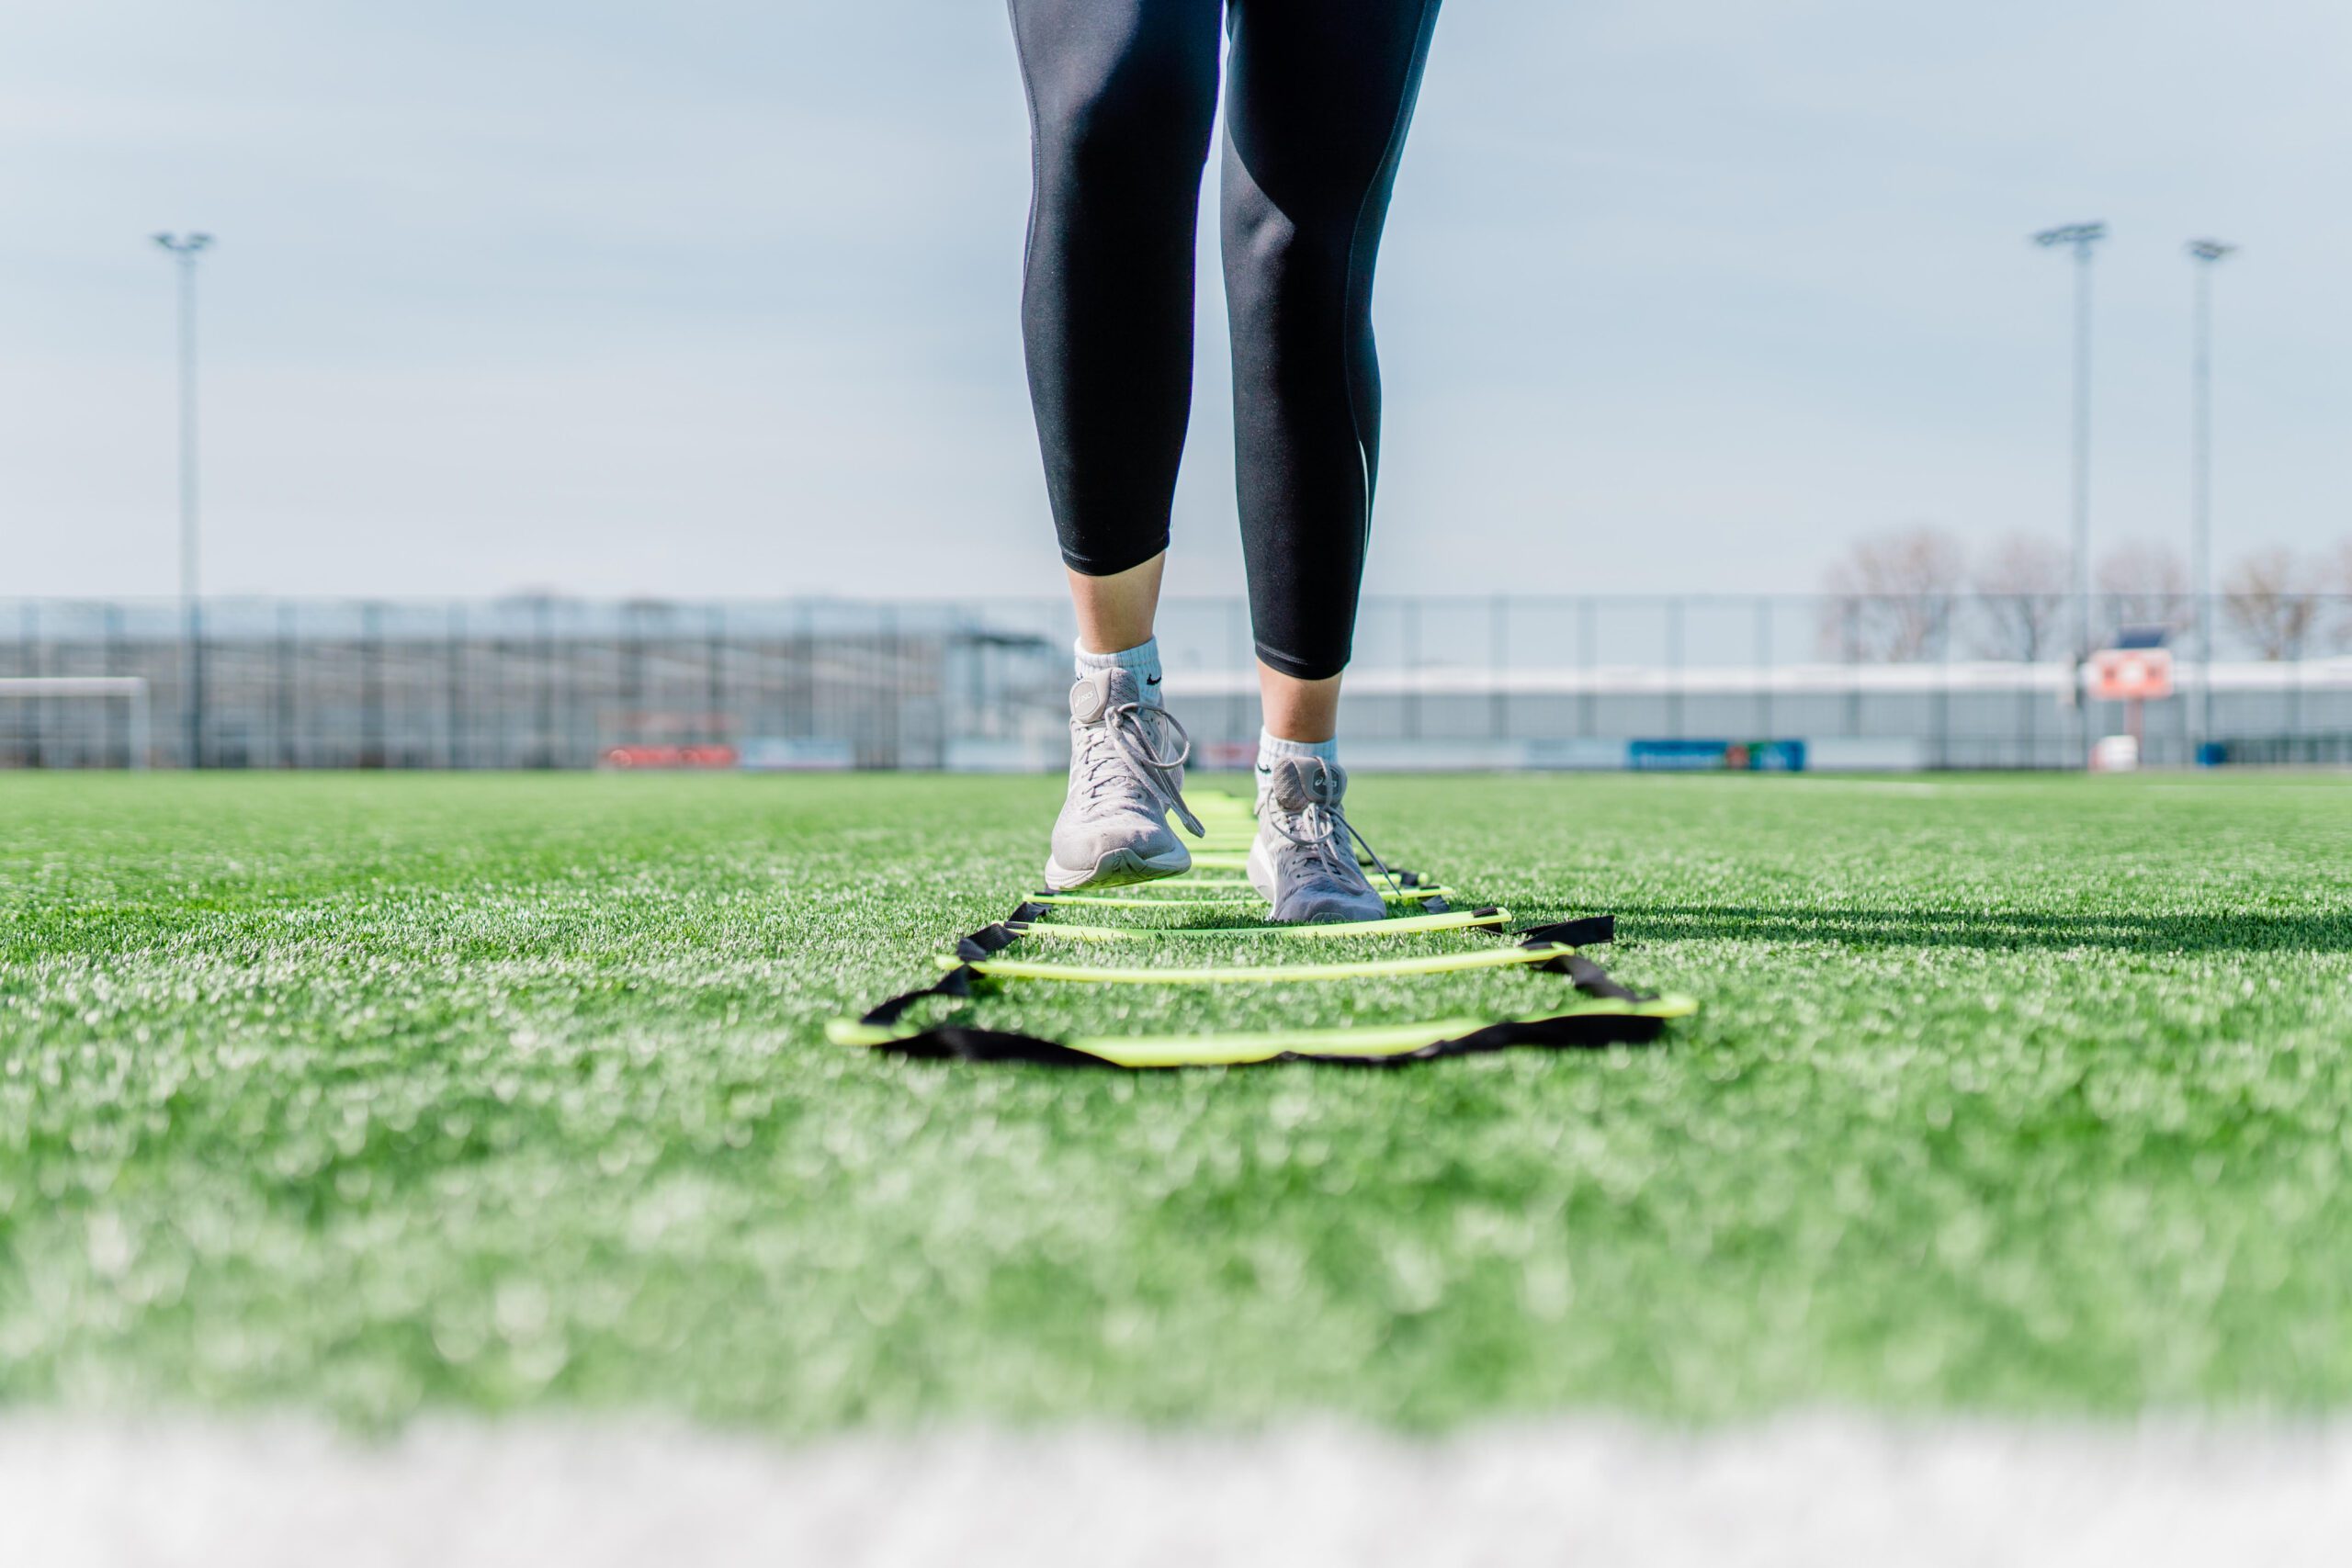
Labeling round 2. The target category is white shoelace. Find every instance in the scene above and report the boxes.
[1077,700,1204,837]
[1266,761,1401,897]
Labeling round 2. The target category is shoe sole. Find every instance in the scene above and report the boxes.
[1247,837,1278,905]
[1043,844,1193,893]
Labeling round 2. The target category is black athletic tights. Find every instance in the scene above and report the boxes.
[1010,0,1441,681]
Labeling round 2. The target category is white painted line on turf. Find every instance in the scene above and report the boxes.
[4,1415,2347,1568]
[1749,778,1946,795]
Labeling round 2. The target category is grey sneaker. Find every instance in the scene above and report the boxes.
[1043,669,1206,891]
[1248,757,1394,923]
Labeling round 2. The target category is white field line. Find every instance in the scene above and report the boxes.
[6,1415,2348,1568]
[1695,777,1947,795]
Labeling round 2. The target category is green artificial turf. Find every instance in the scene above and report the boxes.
[2,770,2348,1429]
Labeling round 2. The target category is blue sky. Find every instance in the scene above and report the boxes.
[3,0,2346,601]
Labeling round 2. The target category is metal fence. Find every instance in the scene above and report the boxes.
[4,594,2350,771]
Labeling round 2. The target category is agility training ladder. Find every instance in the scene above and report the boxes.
[829,789,1695,1067]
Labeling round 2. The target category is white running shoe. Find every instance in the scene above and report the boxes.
[1248,756,1393,923]
[1042,668,1205,891]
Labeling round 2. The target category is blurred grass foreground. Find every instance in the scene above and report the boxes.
[2,770,2348,1429]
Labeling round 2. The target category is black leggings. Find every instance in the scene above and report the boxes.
[1009,0,1441,681]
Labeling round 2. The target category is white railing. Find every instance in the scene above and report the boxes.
[1164,658,2352,698]
[0,677,151,769]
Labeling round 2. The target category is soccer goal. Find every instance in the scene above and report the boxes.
[0,677,153,769]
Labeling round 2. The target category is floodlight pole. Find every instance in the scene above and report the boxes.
[2187,239,2236,760]
[2034,221,2106,769]
[154,231,213,767]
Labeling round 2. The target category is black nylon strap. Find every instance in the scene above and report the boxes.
[859,964,977,1028]
[871,1025,1110,1067]
[954,925,1023,962]
[853,902,1663,1066]
[948,899,1061,962]
[1309,1007,1666,1065]
[869,1005,1665,1068]
[1560,953,1648,1002]
[1518,915,1616,947]
[1517,926,1653,1002]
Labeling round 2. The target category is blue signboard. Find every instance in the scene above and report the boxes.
[1626,739,1807,773]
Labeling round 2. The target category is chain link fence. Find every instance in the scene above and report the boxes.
[4,594,2349,771]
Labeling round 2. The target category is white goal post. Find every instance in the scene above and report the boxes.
[0,677,152,769]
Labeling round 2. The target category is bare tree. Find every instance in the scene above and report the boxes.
[2330,536,2352,654]
[1816,526,1968,661]
[2221,547,2317,660]
[1968,533,2069,660]
[2096,540,2193,640]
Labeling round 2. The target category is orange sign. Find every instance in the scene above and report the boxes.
[2086,648,2174,702]
[602,744,739,770]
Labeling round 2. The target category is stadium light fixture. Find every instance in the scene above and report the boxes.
[2186,238,2237,760]
[153,231,214,767]
[2032,221,2106,768]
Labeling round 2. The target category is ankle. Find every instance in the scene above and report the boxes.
[1255,729,1340,811]
[1075,637,1164,706]
[1257,728,1340,765]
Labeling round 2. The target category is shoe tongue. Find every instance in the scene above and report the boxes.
[1069,667,1142,723]
[1269,756,1343,813]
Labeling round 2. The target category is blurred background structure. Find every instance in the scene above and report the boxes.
[6,591,2348,773]
[8,3,2351,777]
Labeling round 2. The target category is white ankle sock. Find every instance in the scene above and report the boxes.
[1256,730,1340,804]
[1074,637,1163,706]
[1257,729,1340,766]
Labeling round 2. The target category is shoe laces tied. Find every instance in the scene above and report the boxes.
[1078,699,1204,836]
[1268,759,1401,897]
